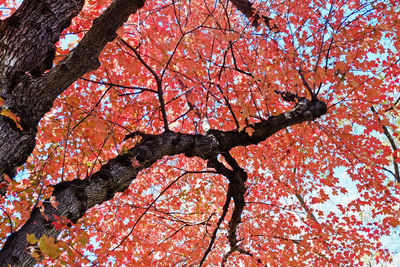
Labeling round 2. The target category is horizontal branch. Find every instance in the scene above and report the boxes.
[0,97,326,266]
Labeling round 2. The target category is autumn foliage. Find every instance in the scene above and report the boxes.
[1,0,400,265]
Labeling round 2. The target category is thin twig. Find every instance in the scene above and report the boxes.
[371,106,400,182]
[117,36,170,131]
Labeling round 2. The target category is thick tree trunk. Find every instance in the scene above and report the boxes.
[0,0,85,188]
[0,0,145,263]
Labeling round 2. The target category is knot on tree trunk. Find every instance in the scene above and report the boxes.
[295,98,327,121]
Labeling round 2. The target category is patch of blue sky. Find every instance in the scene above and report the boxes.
[0,0,22,19]
[59,33,80,51]
[83,237,99,263]
[0,6,12,19]
[107,255,118,266]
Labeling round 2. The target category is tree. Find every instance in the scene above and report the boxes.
[0,0,399,265]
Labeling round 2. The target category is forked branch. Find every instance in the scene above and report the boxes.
[0,97,327,266]
[118,36,170,131]
[204,153,249,265]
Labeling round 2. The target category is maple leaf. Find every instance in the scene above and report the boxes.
[245,127,255,137]
[50,196,59,209]
[131,157,140,167]
[27,234,37,245]
[0,181,8,189]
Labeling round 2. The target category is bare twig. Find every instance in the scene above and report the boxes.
[117,36,170,131]
[199,187,232,266]
[205,153,248,265]
[371,106,400,182]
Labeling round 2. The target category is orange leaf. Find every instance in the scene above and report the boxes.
[0,109,23,130]
[50,196,59,209]
[245,127,255,137]
[3,174,12,183]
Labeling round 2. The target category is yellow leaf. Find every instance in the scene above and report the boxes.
[0,109,23,130]
[27,233,37,245]
[38,235,61,259]
[78,236,88,245]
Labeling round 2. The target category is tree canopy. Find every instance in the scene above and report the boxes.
[0,0,399,265]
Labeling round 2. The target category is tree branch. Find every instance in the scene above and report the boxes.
[208,153,248,265]
[199,185,232,266]
[0,97,326,266]
[117,36,170,132]
[371,106,400,183]
[229,0,278,30]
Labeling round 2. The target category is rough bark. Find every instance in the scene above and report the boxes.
[0,0,145,193]
[0,0,84,187]
[0,98,326,266]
